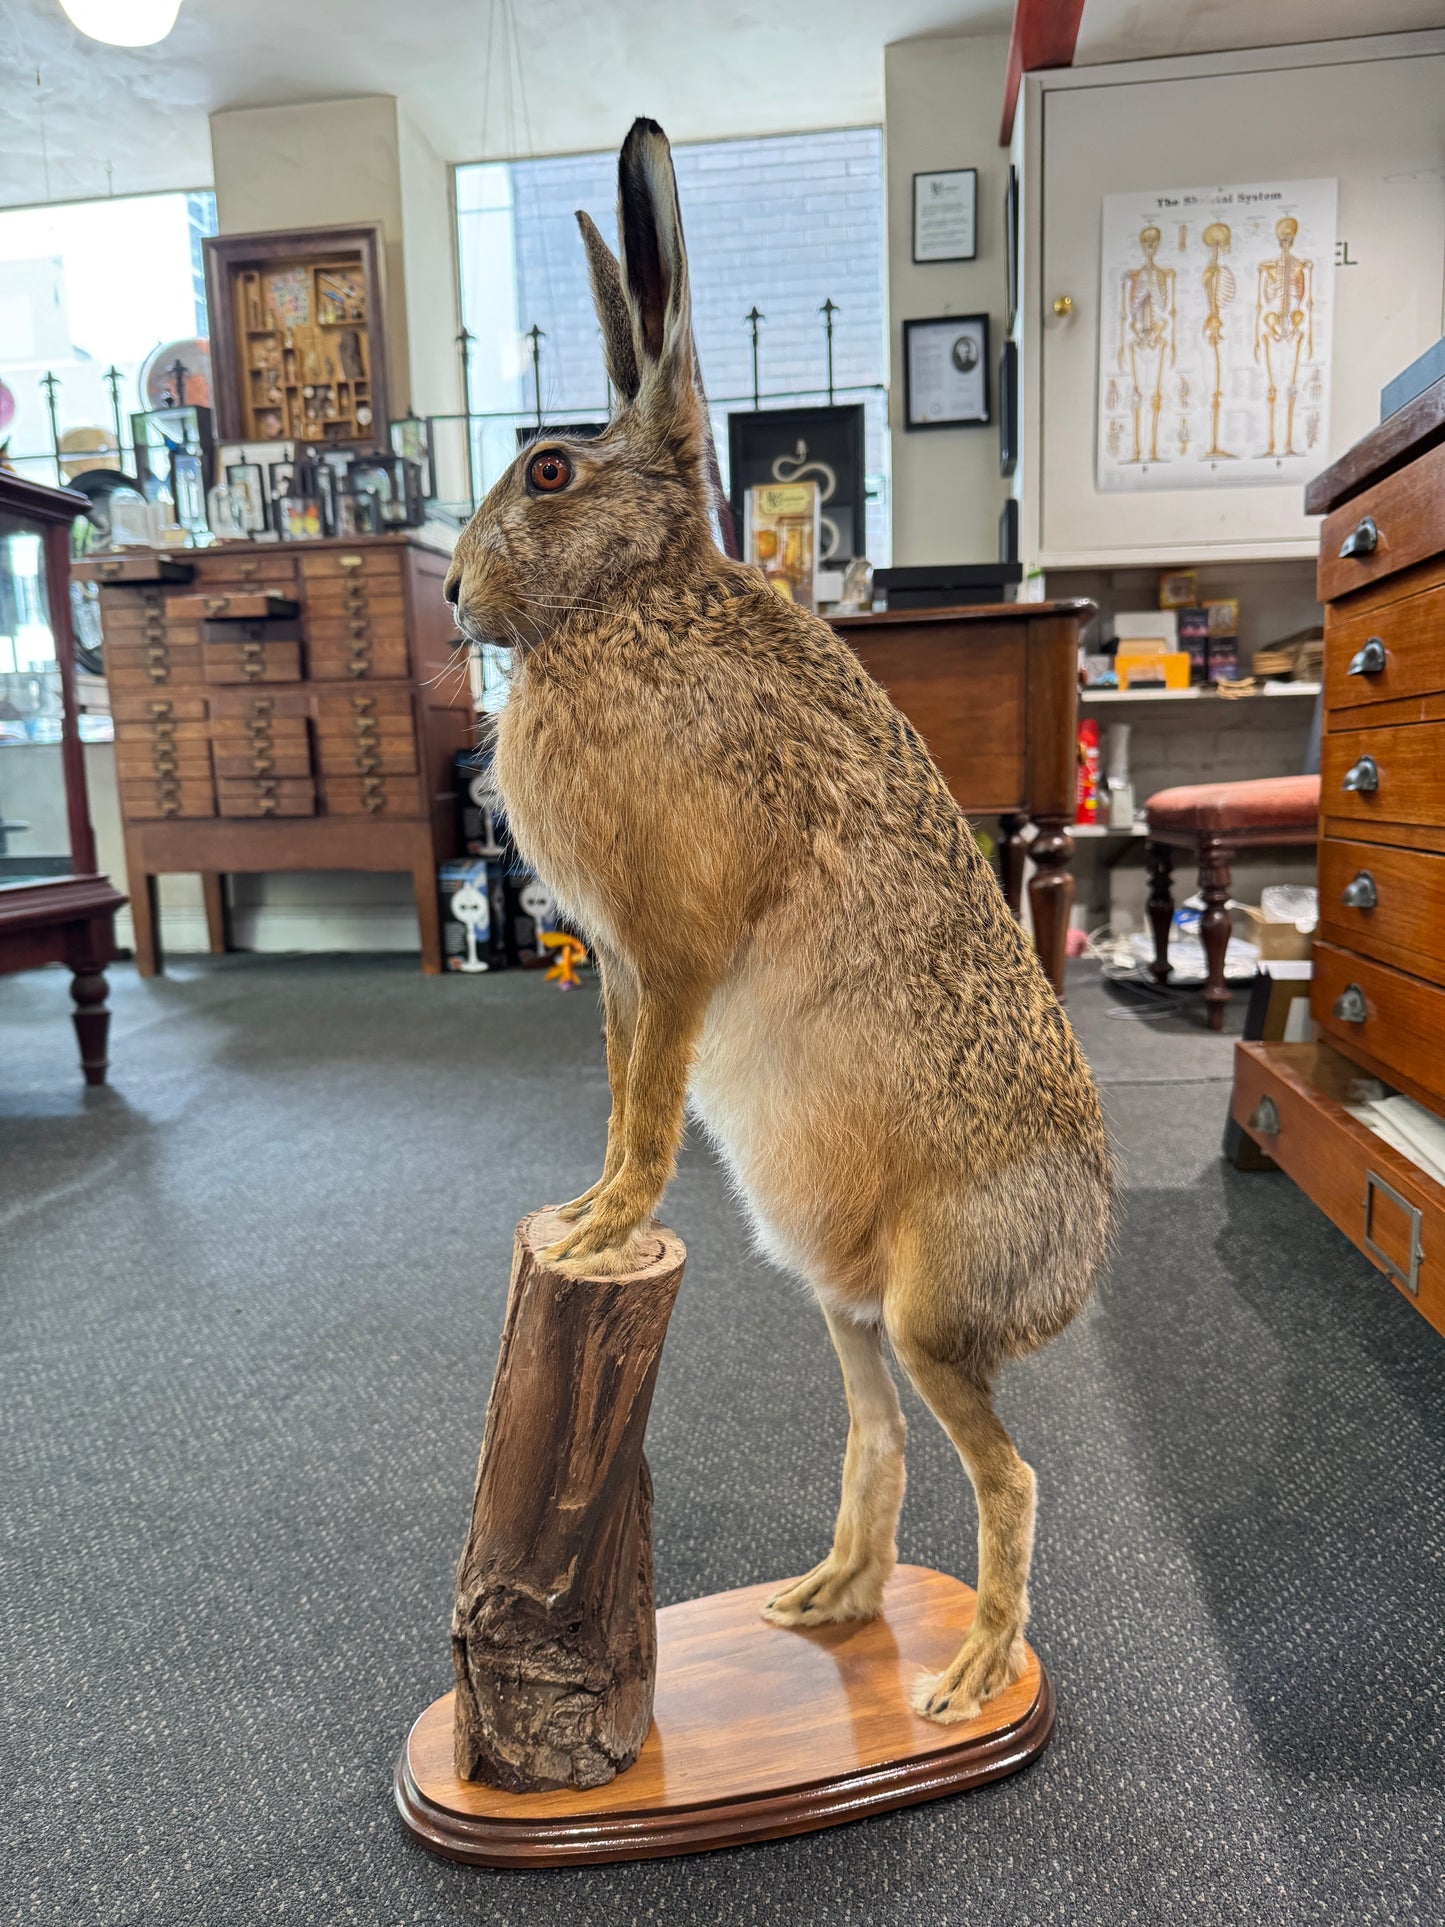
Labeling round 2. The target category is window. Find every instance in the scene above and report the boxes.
[0,189,217,484]
[455,129,889,562]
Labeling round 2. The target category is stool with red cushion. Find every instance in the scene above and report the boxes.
[1144,773,1320,1029]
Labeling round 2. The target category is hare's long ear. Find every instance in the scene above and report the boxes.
[576,211,640,404]
[616,117,692,399]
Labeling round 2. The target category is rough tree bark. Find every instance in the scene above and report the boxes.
[450,1208,686,1793]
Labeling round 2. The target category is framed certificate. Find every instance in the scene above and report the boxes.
[912,169,977,264]
[903,315,991,431]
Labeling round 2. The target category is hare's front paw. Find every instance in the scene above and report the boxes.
[541,1200,652,1277]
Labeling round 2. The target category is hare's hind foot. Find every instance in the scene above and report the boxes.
[913,1627,1028,1725]
[762,1552,893,1629]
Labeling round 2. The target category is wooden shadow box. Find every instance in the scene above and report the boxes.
[203,225,390,449]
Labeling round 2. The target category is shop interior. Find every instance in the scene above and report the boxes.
[4,2,1445,1920]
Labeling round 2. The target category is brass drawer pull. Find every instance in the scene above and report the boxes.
[1340,871,1377,909]
[339,554,364,570]
[1347,637,1386,676]
[204,595,231,616]
[1341,755,1378,793]
[1248,1095,1280,1136]
[1339,515,1377,558]
[1363,1170,1423,1298]
[1333,984,1368,1023]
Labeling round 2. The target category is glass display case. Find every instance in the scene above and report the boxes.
[0,471,126,1084]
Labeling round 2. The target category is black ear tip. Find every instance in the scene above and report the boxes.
[622,115,669,153]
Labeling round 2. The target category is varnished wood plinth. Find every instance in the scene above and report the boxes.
[396,1565,1053,1867]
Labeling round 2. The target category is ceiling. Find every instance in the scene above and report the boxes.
[1073,0,1445,64]
[0,0,1009,209]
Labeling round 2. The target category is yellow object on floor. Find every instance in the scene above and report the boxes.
[539,930,588,988]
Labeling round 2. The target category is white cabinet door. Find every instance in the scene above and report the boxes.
[1039,52,1445,564]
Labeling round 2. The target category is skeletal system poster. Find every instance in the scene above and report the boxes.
[1096,179,1336,491]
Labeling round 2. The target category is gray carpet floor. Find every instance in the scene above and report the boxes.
[3,953,1443,1926]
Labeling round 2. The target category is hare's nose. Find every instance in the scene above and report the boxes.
[443,568,461,606]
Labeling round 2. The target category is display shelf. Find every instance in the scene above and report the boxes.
[1080,683,1321,703]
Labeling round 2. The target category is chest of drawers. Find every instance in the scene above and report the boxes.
[76,534,471,975]
[1232,378,1445,1340]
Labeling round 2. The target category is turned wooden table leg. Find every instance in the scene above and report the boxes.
[998,812,1028,919]
[413,844,444,976]
[67,929,112,1087]
[451,1209,686,1793]
[1145,841,1175,984]
[1027,813,1075,1000]
[1198,834,1235,1032]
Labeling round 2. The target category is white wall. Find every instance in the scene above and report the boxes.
[884,35,1011,565]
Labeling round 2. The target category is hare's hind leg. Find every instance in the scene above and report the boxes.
[885,1240,1037,1725]
[763,1305,906,1628]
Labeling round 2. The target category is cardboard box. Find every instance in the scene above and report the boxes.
[1115,609,1179,646]
[1119,650,1191,689]
[1239,903,1315,963]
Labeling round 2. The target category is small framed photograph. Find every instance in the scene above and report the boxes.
[226,461,268,533]
[903,315,991,431]
[912,169,977,264]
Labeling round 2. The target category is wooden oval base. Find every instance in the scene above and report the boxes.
[395,1565,1054,1868]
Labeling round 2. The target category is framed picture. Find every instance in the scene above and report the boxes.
[1004,165,1020,335]
[912,169,977,264]
[391,415,437,499]
[226,461,268,533]
[999,339,1019,476]
[903,316,991,431]
[726,405,867,564]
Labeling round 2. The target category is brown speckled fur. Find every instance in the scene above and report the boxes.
[445,119,1114,1725]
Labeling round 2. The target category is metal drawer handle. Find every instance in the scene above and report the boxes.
[1333,984,1368,1023]
[204,596,230,615]
[1363,1170,1423,1298]
[1339,515,1377,558]
[1347,637,1386,676]
[1342,755,1378,793]
[1341,871,1377,909]
[339,554,364,571]
[1248,1096,1280,1136]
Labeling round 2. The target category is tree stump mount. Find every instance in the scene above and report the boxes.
[449,1209,685,1794]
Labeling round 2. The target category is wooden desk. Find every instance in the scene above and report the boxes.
[829,600,1092,997]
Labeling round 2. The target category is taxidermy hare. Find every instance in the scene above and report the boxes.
[444,119,1113,1726]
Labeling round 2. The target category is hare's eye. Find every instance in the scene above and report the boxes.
[528,451,573,493]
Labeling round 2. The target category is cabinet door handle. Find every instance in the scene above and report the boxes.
[1248,1096,1280,1136]
[1342,754,1378,793]
[1333,984,1369,1023]
[1339,515,1377,558]
[1347,637,1386,677]
[1341,871,1378,908]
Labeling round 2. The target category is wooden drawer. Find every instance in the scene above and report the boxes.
[1313,938,1445,1110]
[1321,721,1445,835]
[120,776,215,820]
[115,739,213,777]
[197,552,298,586]
[1318,438,1445,603]
[1324,577,1445,716]
[168,590,299,622]
[77,554,194,586]
[203,639,303,685]
[105,640,205,690]
[303,585,407,621]
[1318,838,1445,985]
[320,770,426,815]
[308,634,410,681]
[1232,1040,1445,1339]
[217,776,317,818]
[299,549,406,581]
[112,690,209,728]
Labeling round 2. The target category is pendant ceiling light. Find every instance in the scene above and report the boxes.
[57,0,183,46]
